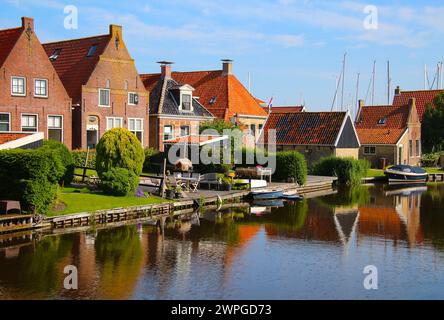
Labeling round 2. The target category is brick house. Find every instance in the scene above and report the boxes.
[141,60,268,142]
[140,62,214,151]
[355,98,421,168]
[0,17,72,148]
[259,111,360,165]
[43,24,149,150]
[393,86,442,122]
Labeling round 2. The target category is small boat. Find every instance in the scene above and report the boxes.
[281,192,304,201]
[250,189,283,200]
[384,165,428,184]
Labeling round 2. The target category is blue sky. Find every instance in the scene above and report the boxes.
[2,0,444,113]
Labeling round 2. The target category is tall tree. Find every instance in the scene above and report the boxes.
[422,92,444,153]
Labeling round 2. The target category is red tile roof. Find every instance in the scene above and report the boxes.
[0,27,22,68]
[141,70,267,121]
[393,90,443,121]
[356,104,410,144]
[260,112,347,146]
[43,35,110,104]
[0,132,30,144]
[269,106,305,113]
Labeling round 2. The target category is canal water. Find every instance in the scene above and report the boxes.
[1,183,444,300]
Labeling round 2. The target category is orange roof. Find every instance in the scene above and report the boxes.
[141,70,267,121]
[356,104,410,144]
[0,27,22,68]
[0,132,30,144]
[393,89,443,122]
[43,35,110,104]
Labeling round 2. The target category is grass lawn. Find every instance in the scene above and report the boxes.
[74,167,97,177]
[48,186,170,217]
[366,167,444,178]
[424,167,444,174]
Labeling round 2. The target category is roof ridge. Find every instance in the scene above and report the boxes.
[398,89,443,93]
[43,34,109,45]
[0,26,22,33]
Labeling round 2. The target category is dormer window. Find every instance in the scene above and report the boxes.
[181,93,192,111]
[377,117,387,125]
[87,45,98,57]
[209,96,217,105]
[49,48,61,61]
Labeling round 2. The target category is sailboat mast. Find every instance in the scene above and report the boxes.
[341,52,347,111]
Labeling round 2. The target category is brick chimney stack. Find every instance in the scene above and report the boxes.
[222,59,233,76]
[395,85,401,96]
[21,17,34,31]
[158,61,173,79]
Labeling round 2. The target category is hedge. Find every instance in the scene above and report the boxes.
[0,149,64,214]
[274,151,307,185]
[72,149,96,168]
[40,140,74,185]
[311,156,370,186]
[100,168,139,196]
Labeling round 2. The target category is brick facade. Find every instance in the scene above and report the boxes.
[0,17,72,148]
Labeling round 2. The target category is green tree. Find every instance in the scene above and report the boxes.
[199,119,240,134]
[422,92,444,153]
[95,128,144,177]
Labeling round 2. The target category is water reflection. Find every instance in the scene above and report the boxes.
[1,183,444,299]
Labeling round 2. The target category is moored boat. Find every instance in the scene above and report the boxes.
[384,165,428,184]
[281,192,304,201]
[250,189,283,200]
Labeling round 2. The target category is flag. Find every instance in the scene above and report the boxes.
[267,97,273,113]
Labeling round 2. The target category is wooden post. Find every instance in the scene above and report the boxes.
[82,147,90,183]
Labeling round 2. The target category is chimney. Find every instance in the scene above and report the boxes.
[356,99,365,123]
[109,24,122,49]
[21,17,34,31]
[157,61,173,79]
[395,85,401,96]
[222,59,233,76]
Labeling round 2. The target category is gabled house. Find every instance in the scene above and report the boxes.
[392,86,442,122]
[140,62,214,151]
[141,60,268,140]
[355,98,421,168]
[0,17,72,148]
[43,24,149,149]
[259,111,360,164]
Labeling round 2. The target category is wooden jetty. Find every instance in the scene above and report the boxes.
[0,214,33,233]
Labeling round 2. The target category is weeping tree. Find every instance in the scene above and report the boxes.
[95,128,144,177]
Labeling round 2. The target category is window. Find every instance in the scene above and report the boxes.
[48,115,63,142]
[0,113,10,132]
[364,146,376,155]
[34,79,48,97]
[163,125,173,141]
[99,89,110,107]
[21,114,38,132]
[49,48,61,61]
[377,118,387,125]
[11,76,26,96]
[106,117,123,130]
[128,118,143,143]
[250,124,256,137]
[87,45,97,57]
[181,94,191,111]
[409,140,413,158]
[180,125,190,136]
[128,92,139,105]
[209,96,217,105]
[416,140,421,157]
[259,124,263,132]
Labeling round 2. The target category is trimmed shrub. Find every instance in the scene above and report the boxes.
[40,140,74,185]
[100,168,139,196]
[95,128,144,178]
[274,151,307,185]
[0,149,64,214]
[311,156,370,186]
[71,149,96,168]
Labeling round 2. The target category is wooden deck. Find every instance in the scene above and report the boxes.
[0,214,33,233]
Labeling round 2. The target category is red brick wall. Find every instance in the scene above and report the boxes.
[0,18,72,148]
[154,117,202,151]
[76,25,149,149]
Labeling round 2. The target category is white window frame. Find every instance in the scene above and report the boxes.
[180,92,193,111]
[34,78,48,98]
[128,118,143,144]
[11,76,26,96]
[98,88,111,107]
[21,113,38,132]
[363,146,376,155]
[106,117,123,130]
[0,112,11,132]
[163,125,174,141]
[416,140,421,157]
[47,115,63,143]
[180,125,190,137]
[128,92,139,106]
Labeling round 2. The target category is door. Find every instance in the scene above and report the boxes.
[87,130,98,149]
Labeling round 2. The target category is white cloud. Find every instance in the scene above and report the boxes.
[273,34,304,47]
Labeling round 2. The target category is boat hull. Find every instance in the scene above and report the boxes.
[385,172,428,184]
[251,190,283,200]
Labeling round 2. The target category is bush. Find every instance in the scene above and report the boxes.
[40,140,74,185]
[311,156,369,186]
[95,128,144,178]
[0,149,64,214]
[274,151,307,185]
[100,168,139,196]
[72,149,96,168]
